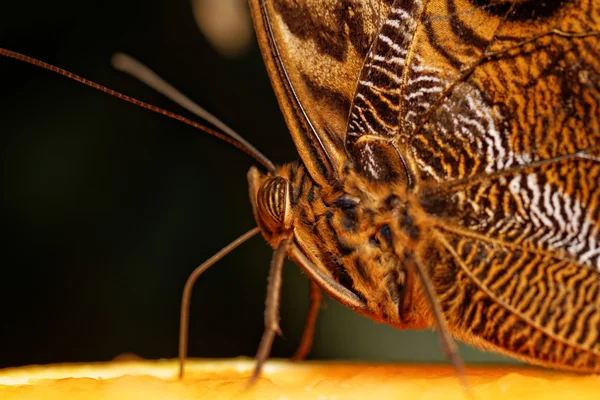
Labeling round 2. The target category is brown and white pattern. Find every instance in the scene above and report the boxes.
[248,0,600,373]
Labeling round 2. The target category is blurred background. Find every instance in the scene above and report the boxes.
[1,0,512,369]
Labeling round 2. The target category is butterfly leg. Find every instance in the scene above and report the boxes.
[292,280,322,361]
[248,238,291,385]
[178,228,261,379]
[406,251,472,397]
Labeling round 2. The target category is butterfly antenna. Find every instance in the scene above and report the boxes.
[111,53,275,172]
[0,48,275,173]
[178,227,261,379]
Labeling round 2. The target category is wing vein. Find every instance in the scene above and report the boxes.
[432,228,600,355]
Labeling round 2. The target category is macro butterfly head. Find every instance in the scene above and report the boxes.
[248,165,294,244]
[249,159,434,331]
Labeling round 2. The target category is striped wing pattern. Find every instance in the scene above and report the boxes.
[347,0,599,368]
[249,0,393,184]
[252,0,600,371]
[346,1,424,182]
[350,0,600,266]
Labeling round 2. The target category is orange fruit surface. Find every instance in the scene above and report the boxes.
[0,358,598,399]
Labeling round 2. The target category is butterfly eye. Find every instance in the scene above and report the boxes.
[257,177,293,232]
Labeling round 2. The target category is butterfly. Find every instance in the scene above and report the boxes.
[2,0,598,383]
[241,0,600,378]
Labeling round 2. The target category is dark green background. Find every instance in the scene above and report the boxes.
[1,0,511,368]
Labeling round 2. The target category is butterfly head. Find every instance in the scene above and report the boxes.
[255,174,293,233]
[247,164,298,247]
[248,163,433,329]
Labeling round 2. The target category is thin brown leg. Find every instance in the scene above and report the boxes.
[178,227,260,379]
[292,280,322,361]
[248,239,291,386]
[407,253,473,398]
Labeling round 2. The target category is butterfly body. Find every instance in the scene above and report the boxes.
[251,157,600,372]
[248,0,600,373]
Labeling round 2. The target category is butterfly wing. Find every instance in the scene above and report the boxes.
[344,1,425,183]
[348,0,600,369]
[249,0,392,185]
[252,0,599,370]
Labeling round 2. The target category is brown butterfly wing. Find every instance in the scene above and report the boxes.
[401,2,600,264]
[249,0,392,185]
[252,0,599,369]
[347,0,599,368]
[419,2,600,368]
[345,2,424,183]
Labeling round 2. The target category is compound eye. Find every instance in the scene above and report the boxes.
[257,177,293,232]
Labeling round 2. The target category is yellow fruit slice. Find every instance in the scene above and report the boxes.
[0,359,598,400]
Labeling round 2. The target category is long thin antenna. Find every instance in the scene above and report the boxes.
[0,48,275,172]
[178,227,260,379]
[111,53,275,172]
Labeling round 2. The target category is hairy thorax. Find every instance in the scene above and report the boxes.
[250,162,436,330]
